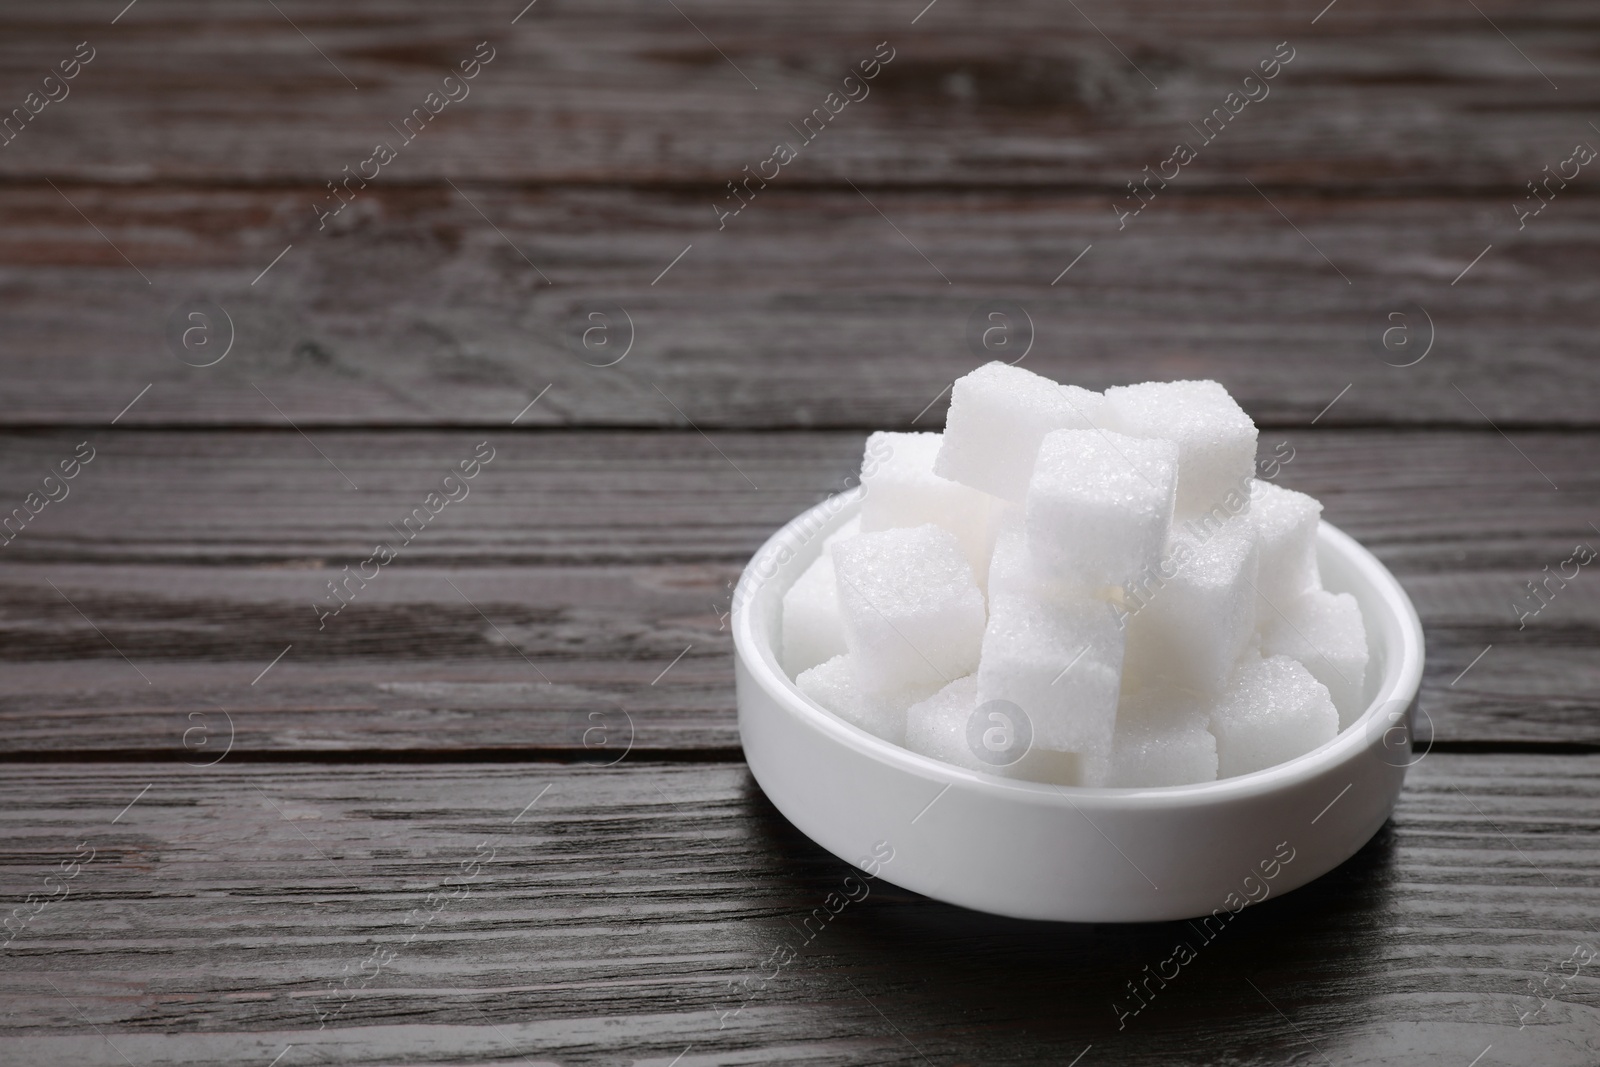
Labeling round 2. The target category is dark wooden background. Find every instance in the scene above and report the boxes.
[1,2,1596,1064]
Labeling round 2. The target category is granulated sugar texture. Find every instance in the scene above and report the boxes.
[779,363,1369,787]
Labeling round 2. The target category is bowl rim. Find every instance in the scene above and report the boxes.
[733,491,1425,812]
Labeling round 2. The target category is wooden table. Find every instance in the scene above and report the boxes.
[2,2,1595,1063]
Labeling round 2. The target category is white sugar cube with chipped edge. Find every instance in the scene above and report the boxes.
[832,525,987,693]
[797,653,939,746]
[1080,687,1219,788]
[1250,478,1323,617]
[857,431,1003,589]
[1208,651,1339,778]
[976,589,1125,755]
[1260,588,1370,729]
[905,675,1082,785]
[1122,516,1260,693]
[934,362,1107,503]
[1025,429,1179,590]
[1104,380,1258,519]
[781,552,847,677]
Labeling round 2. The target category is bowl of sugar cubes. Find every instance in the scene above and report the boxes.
[733,363,1424,922]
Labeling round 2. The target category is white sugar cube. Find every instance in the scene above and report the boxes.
[858,431,1002,588]
[1260,589,1369,729]
[781,552,847,677]
[990,504,1092,599]
[991,504,1128,608]
[934,362,1107,503]
[1082,686,1218,787]
[986,513,1129,757]
[983,511,1032,603]
[832,525,987,693]
[1250,478,1323,617]
[1104,379,1257,520]
[822,515,860,551]
[1122,517,1260,693]
[976,590,1125,754]
[796,653,938,746]
[1025,429,1178,590]
[905,675,1082,784]
[1006,746,1083,786]
[904,674,990,772]
[1208,651,1338,778]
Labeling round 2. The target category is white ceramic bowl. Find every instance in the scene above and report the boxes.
[733,491,1425,923]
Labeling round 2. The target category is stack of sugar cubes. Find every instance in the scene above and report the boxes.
[780,362,1370,787]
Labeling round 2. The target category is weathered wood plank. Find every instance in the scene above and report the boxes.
[0,429,1593,753]
[0,1,1590,189]
[3,186,1595,428]
[0,755,1595,1064]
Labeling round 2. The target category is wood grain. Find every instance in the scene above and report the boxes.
[0,429,1593,754]
[0,755,1595,1065]
[0,1,1590,189]
[2,185,1595,429]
